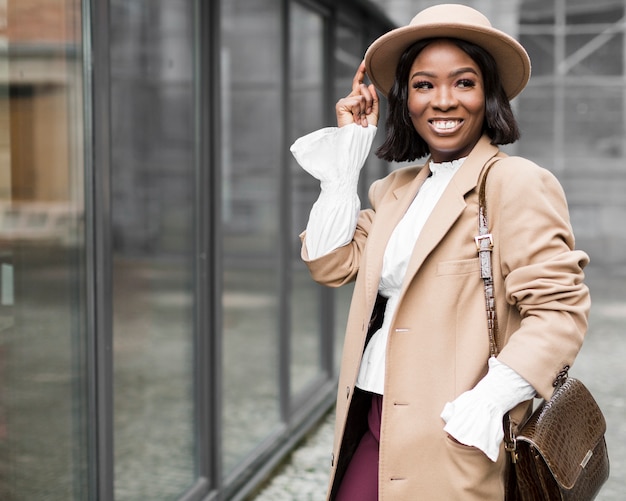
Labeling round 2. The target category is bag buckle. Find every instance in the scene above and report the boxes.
[504,419,518,464]
[474,233,493,251]
[505,438,518,464]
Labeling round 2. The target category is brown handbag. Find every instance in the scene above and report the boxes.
[476,163,610,501]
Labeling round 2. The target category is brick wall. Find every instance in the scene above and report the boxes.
[1,0,80,43]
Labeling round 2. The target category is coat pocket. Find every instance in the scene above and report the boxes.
[443,431,506,499]
[436,257,480,276]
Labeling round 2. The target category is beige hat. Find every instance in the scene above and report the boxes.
[364,3,531,100]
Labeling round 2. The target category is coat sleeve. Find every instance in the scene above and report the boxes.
[491,158,590,400]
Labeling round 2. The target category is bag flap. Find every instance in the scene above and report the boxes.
[516,378,606,489]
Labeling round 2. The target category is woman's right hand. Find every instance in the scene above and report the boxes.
[336,61,379,128]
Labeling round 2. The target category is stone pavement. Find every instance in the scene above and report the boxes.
[250,278,626,501]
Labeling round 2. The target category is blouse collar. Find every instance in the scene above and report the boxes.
[429,157,466,176]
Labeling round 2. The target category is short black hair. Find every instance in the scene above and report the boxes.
[376,38,521,163]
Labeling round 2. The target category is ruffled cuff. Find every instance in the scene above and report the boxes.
[290,123,377,198]
[441,398,504,462]
[304,194,361,259]
[440,357,536,461]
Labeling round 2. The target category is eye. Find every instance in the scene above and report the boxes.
[457,79,476,89]
[411,80,432,90]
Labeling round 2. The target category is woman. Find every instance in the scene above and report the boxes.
[290,4,590,500]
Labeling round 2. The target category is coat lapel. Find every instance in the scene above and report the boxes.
[399,135,500,297]
[363,164,432,304]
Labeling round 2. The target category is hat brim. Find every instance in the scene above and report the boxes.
[364,22,530,100]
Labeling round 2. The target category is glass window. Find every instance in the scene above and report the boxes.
[220,0,282,475]
[565,32,623,77]
[289,3,326,396]
[516,85,556,162]
[520,0,625,162]
[563,87,624,159]
[109,0,197,498]
[519,33,555,77]
[0,0,88,499]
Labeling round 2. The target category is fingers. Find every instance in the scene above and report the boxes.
[336,95,368,128]
[351,61,367,93]
[368,83,379,124]
[350,61,373,111]
[337,62,378,127]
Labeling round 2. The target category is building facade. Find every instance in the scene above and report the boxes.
[0,0,623,500]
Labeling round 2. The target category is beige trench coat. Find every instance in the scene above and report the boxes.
[301,135,590,500]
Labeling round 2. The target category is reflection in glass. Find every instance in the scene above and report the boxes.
[289,2,325,397]
[220,0,282,474]
[110,1,196,498]
[0,0,88,499]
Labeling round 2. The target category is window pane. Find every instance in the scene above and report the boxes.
[517,85,556,161]
[0,1,88,499]
[519,33,555,77]
[221,0,282,474]
[565,32,623,76]
[563,87,624,159]
[110,0,197,498]
[289,3,324,397]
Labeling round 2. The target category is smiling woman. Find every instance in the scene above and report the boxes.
[290,4,591,500]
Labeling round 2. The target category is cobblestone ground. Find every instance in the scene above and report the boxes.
[250,293,626,501]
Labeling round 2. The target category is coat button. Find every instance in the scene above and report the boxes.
[331,453,335,467]
[346,386,350,399]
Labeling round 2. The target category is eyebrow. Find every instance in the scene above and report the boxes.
[410,67,479,80]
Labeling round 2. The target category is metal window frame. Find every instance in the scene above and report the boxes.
[85,0,114,498]
[194,0,222,499]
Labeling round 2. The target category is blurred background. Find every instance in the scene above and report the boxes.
[0,0,623,500]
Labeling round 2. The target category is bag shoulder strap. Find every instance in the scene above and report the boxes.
[476,159,500,357]
[476,158,522,461]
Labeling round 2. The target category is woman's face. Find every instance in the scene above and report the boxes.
[407,39,486,163]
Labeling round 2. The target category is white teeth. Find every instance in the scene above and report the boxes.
[433,120,459,130]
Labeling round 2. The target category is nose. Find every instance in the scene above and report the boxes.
[432,86,457,110]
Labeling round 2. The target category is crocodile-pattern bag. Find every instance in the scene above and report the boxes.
[476,163,610,501]
[505,375,609,500]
